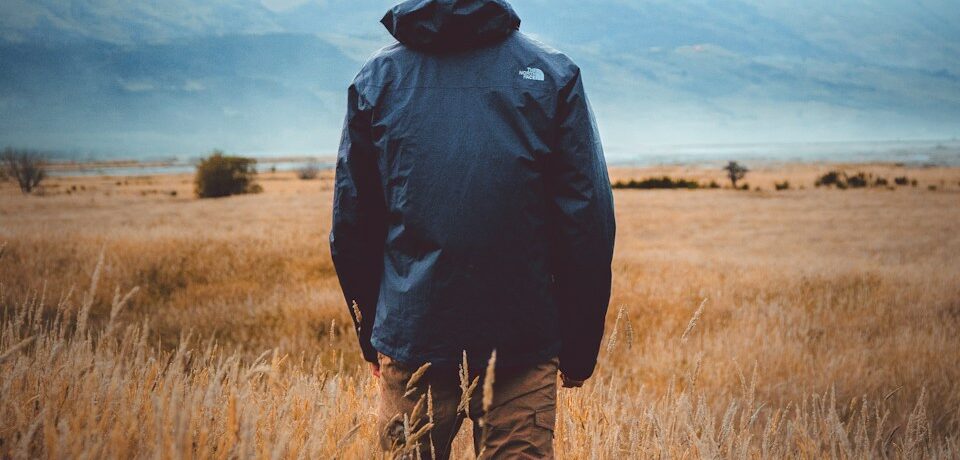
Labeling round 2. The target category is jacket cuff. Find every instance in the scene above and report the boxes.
[558,361,595,382]
[360,340,378,364]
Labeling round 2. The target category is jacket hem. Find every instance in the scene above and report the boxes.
[371,336,562,371]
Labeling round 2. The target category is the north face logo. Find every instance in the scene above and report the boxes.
[519,67,545,81]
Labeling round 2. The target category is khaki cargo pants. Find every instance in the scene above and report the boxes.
[377,353,558,459]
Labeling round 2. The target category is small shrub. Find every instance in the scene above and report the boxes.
[815,171,841,187]
[816,170,884,189]
[194,150,260,198]
[612,176,700,189]
[846,173,868,188]
[894,176,910,186]
[297,162,320,180]
[774,181,790,191]
[740,183,750,191]
[928,185,937,191]
[911,179,918,187]
[2,147,47,194]
[708,180,721,189]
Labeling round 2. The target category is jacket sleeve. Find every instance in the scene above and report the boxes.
[330,81,387,364]
[547,67,616,381]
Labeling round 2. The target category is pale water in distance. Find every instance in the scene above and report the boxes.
[46,139,960,177]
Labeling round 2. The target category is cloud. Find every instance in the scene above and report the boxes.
[260,0,319,12]
[118,79,157,92]
[182,80,205,92]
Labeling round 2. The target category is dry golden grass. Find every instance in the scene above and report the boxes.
[1,164,959,458]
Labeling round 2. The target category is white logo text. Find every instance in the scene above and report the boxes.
[519,67,545,81]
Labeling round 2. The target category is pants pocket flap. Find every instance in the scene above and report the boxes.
[533,407,556,432]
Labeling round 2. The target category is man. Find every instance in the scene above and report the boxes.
[330,0,615,457]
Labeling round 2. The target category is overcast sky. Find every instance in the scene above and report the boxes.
[1,0,958,157]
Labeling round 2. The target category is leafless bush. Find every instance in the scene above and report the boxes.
[297,161,321,180]
[2,147,47,194]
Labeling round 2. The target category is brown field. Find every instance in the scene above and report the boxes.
[1,163,959,458]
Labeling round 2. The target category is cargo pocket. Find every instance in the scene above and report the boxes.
[533,406,556,433]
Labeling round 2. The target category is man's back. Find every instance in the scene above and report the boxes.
[331,0,615,380]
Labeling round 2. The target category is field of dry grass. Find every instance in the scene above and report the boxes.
[1,163,959,458]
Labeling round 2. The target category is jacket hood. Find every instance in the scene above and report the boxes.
[381,0,521,52]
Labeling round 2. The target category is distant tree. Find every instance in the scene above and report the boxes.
[2,148,47,194]
[723,161,748,189]
[194,150,261,198]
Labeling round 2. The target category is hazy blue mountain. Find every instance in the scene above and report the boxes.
[1,34,355,157]
[1,0,958,158]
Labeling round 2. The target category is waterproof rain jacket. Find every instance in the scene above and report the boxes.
[330,0,615,381]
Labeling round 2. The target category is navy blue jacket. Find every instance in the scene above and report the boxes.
[330,0,615,381]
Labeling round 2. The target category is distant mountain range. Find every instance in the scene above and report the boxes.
[1,0,958,158]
